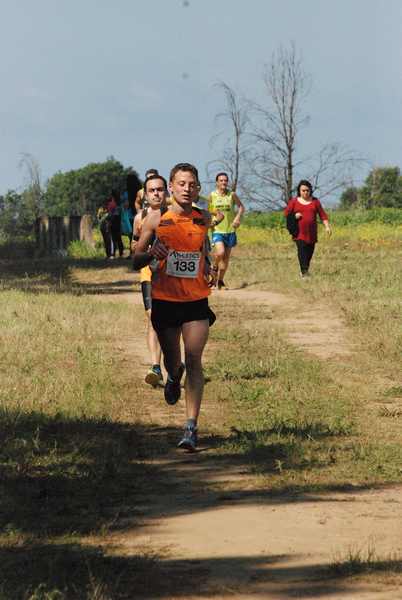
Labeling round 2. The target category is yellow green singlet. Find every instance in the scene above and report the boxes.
[208,191,235,234]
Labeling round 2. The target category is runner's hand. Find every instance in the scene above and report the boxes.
[232,218,241,229]
[149,239,169,259]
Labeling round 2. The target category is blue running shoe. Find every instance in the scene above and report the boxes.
[178,425,198,452]
[164,363,185,405]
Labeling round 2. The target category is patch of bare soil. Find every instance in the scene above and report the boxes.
[219,288,354,360]
[82,268,402,599]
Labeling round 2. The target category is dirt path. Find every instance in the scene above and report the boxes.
[217,288,354,360]
[76,269,402,599]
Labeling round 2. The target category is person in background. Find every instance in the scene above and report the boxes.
[109,190,124,258]
[193,182,209,210]
[120,194,134,257]
[97,200,113,259]
[284,179,331,277]
[208,172,245,290]
[135,168,159,213]
[132,174,168,387]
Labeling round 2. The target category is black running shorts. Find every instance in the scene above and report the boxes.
[151,298,216,332]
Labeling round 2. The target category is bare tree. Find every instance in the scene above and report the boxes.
[305,142,365,200]
[18,152,43,217]
[207,82,250,193]
[210,44,365,209]
[248,43,312,207]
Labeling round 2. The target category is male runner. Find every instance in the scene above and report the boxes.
[135,168,159,213]
[133,163,216,452]
[208,172,245,289]
[132,174,167,387]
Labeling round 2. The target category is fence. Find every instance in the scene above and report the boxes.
[35,215,94,255]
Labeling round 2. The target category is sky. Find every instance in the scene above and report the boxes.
[1,0,401,202]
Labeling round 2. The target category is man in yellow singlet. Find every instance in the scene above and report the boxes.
[132,174,168,387]
[133,163,216,452]
[208,172,245,289]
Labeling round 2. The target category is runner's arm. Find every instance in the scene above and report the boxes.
[199,209,221,228]
[200,210,219,286]
[206,195,224,228]
[130,213,142,253]
[132,212,159,270]
[205,209,224,229]
[232,193,245,228]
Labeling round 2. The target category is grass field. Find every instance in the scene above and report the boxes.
[0,217,401,598]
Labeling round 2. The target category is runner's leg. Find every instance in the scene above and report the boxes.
[181,319,209,421]
[213,240,225,273]
[213,240,227,286]
[156,327,182,379]
[218,246,232,285]
[142,282,163,386]
[144,308,163,386]
[146,309,162,367]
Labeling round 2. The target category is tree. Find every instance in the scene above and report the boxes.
[248,42,311,207]
[212,44,364,209]
[0,190,23,236]
[0,187,43,237]
[339,186,359,210]
[359,167,402,208]
[207,82,250,193]
[19,153,43,220]
[44,158,141,216]
[0,154,44,238]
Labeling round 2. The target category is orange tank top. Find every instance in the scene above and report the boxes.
[151,208,210,302]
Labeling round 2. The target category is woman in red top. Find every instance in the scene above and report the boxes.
[284,180,331,277]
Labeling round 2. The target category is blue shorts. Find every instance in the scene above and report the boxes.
[211,232,237,248]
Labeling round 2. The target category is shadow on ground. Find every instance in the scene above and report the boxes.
[2,542,401,599]
[0,256,139,296]
[1,408,397,598]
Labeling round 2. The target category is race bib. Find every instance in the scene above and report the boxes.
[166,250,200,278]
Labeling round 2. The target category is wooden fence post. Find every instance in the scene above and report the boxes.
[35,215,94,255]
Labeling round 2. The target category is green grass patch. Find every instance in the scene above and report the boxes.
[244,207,402,229]
[67,240,103,259]
[207,294,402,487]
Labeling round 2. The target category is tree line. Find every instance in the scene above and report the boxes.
[0,156,141,238]
[339,167,402,210]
